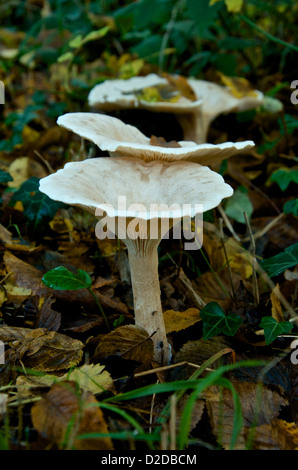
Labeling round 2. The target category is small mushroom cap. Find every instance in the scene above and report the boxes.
[57,112,255,166]
[39,156,233,220]
[188,79,263,119]
[88,73,202,113]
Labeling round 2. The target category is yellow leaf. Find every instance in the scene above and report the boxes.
[218,71,258,98]
[164,308,201,334]
[270,284,284,323]
[225,0,243,13]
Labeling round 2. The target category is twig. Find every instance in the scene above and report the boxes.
[34,150,54,174]
[217,204,241,242]
[219,218,236,298]
[242,213,285,242]
[244,212,260,306]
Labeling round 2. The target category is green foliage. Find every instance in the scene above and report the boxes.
[199,301,243,339]
[260,316,293,345]
[0,105,42,152]
[224,186,253,224]
[42,266,92,291]
[260,243,298,277]
[283,198,298,216]
[269,168,298,192]
[10,177,65,235]
[0,170,13,184]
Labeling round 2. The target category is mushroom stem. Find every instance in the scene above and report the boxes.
[176,111,209,144]
[124,239,171,365]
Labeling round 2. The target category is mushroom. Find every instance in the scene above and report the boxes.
[88,73,202,114]
[39,155,234,364]
[57,112,255,167]
[183,78,264,143]
[87,73,263,144]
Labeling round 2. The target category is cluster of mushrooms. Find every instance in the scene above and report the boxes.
[39,73,262,364]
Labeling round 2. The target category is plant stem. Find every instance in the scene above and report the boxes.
[87,287,110,330]
[239,14,298,52]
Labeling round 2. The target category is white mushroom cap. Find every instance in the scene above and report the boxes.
[88,73,202,113]
[57,112,255,166]
[39,156,233,221]
[188,78,263,119]
[185,78,263,142]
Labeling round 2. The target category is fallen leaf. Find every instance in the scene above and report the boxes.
[270,284,284,322]
[31,381,113,450]
[16,363,114,398]
[204,381,288,449]
[0,326,84,371]
[94,324,154,372]
[163,308,201,334]
[24,295,61,331]
[218,72,259,98]
[245,419,298,450]
[150,135,181,148]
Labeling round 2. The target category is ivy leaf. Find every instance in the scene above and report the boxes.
[199,302,242,340]
[42,266,92,291]
[260,243,298,277]
[260,317,293,345]
[0,169,13,183]
[269,168,298,191]
[10,177,65,234]
[224,186,253,224]
[283,198,298,216]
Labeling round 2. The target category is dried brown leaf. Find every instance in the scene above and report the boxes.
[204,381,288,449]
[94,324,154,371]
[0,326,84,371]
[31,381,113,450]
[245,419,298,450]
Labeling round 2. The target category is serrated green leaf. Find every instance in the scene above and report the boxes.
[0,169,13,183]
[42,266,92,291]
[199,302,242,340]
[260,243,298,277]
[260,316,293,345]
[10,177,64,234]
[225,186,253,224]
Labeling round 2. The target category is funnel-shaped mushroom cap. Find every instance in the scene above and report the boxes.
[39,156,233,220]
[57,113,254,167]
[88,73,202,113]
[188,78,263,122]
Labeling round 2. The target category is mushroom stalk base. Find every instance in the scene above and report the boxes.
[126,245,170,365]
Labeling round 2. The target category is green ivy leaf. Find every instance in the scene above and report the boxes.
[283,198,298,216]
[10,177,65,234]
[225,186,253,224]
[0,169,13,183]
[260,243,298,277]
[260,316,293,345]
[42,266,92,291]
[269,168,298,191]
[199,302,242,340]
